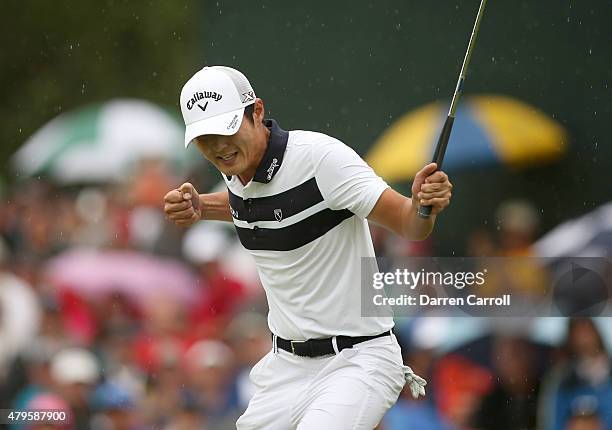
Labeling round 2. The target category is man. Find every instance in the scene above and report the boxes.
[164,66,453,429]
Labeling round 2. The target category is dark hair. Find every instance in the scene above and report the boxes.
[243,103,255,123]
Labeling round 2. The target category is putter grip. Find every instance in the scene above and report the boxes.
[417,116,455,219]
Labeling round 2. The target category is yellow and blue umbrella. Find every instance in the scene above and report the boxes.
[366,95,568,182]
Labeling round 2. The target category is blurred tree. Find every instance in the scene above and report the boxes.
[0,0,201,172]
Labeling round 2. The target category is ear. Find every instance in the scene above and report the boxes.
[253,98,265,123]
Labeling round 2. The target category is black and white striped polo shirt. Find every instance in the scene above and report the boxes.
[224,119,394,340]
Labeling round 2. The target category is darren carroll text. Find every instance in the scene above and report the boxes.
[373,294,511,307]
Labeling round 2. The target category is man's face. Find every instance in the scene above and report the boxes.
[193,116,258,177]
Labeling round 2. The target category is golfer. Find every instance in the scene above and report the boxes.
[164,66,452,429]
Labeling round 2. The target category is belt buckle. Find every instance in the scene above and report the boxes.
[290,340,306,355]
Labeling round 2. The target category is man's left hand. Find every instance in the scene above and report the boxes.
[411,163,453,216]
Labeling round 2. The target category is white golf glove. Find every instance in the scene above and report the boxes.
[403,365,427,399]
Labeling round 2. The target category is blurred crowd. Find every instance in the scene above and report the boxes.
[0,162,611,429]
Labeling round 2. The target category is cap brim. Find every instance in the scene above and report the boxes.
[184,107,245,147]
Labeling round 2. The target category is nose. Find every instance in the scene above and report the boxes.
[210,136,231,152]
[197,135,230,152]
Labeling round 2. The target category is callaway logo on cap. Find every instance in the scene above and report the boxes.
[180,66,256,147]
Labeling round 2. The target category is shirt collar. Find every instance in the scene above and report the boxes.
[251,119,288,183]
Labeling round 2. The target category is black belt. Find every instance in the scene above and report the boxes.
[274,330,392,358]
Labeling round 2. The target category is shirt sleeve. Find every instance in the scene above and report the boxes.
[312,137,389,219]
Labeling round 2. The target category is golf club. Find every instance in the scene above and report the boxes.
[417,0,488,218]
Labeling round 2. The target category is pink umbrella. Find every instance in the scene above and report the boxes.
[45,249,199,306]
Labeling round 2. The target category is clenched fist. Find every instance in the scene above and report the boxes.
[164,183,201,227]
[411,163,452,216]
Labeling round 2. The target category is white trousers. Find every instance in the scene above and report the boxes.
[236,334,406,430]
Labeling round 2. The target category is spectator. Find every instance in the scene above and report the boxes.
[25,392,73,430]
[539,318,612,430]
[383,320,454,430]
[495,199,540,256]
[225,312,271,410]
[140,346,186,429]
[160,390,207,430]
[183,340,240,429]
[477,199,549,299]
[49,348,100,429]
[0,272,41,382]
[90,382,143,430]
[9,341,59,415]
[183,224,246,338]
[472,335,540,430]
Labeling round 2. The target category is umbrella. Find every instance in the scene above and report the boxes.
[45,249,199,306]
[366,95,568,182]
[533,202,612,260]
[12,99,197,184]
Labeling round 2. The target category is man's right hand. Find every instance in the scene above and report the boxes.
[164,182,201,227]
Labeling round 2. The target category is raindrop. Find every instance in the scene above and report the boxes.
[395,23,401,31]
[589,48,592,55]
[491,56,495,63]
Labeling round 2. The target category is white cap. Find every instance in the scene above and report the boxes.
[185,340,234,369]
[50,348,100,385]
[182,221,230,264]
[180,66,256,147]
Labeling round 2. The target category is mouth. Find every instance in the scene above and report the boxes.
[216,151,238,164]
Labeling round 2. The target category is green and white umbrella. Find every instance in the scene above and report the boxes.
[12,99,197,183]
